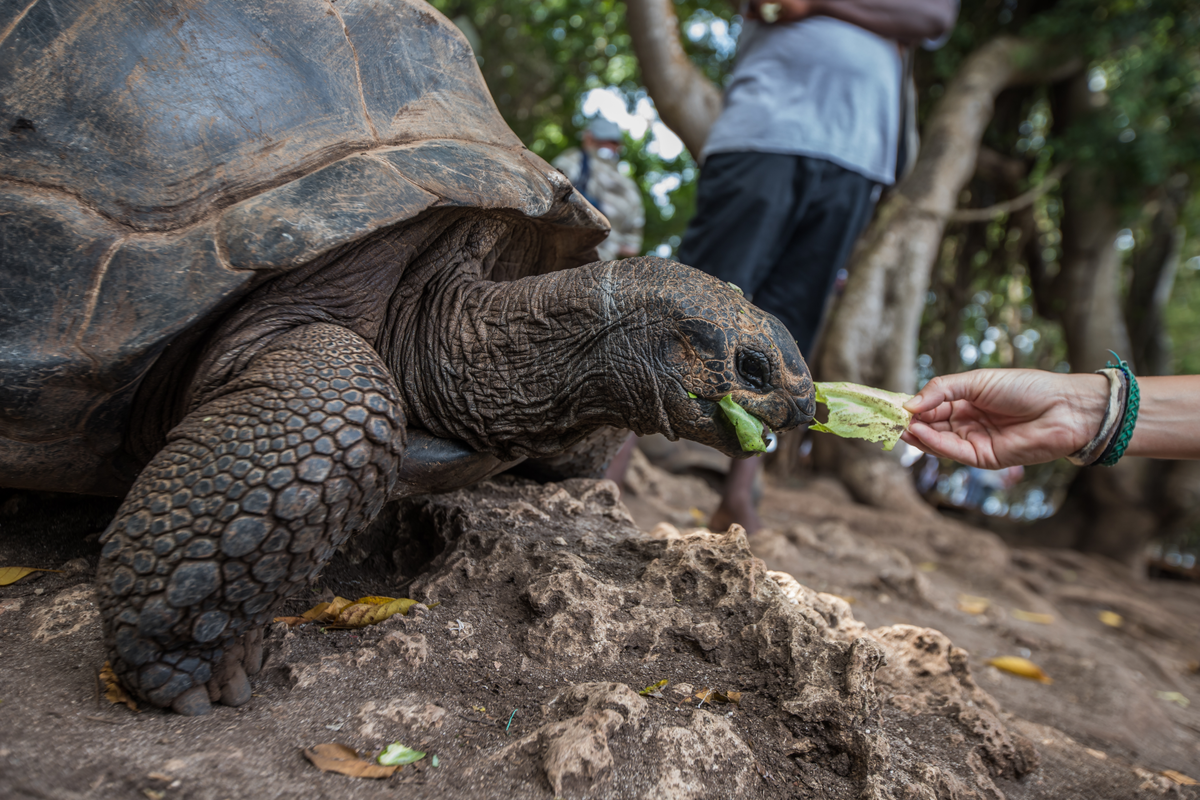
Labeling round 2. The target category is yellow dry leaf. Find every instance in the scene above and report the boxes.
[917,562,938,573]
[986,656,1052,684]
[958,595,991,615]
[1163,770,1199,786]
[303,743,398,779]
[694,688,741,705]
[639,679,668,697]
[276,596,423,629]
[0,567,62,586]
[99,661,139,712]
[1098,611,1123,627]
[1011,609,1054,625]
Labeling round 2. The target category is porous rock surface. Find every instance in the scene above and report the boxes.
[287,475,1038,799]
[3,475,1191,798]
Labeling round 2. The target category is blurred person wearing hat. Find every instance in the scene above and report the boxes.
[683,0,957,534]
[553,117,645,261]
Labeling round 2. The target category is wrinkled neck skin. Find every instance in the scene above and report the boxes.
[138,210,673,467]
[379,219,676,461]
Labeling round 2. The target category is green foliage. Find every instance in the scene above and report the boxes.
[427,0,738,256]
[428,0,1197,373]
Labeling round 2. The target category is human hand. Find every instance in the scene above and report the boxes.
[746,0,813,24]
[899,369,1109,469]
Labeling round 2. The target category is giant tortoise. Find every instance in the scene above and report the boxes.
[0,0,815,714]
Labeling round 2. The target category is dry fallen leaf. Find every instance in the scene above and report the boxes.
[694,688,742,705]
[275,596,425,630]
[986,656,1053,684]
[1098,610,1123,627]
[303,743,398,779]
[639,679,668,697]
[0,567,62,586]
[1162,769,1199,786]
[957,595,991,615]
[1011,609,1055,625]
[99,661,139,712]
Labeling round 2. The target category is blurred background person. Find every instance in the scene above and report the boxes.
[678,0,958,534]
[553,116,645,261]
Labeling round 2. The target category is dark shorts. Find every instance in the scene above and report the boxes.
[678,152,877,355]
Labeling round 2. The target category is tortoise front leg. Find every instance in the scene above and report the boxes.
[97,324,405,715]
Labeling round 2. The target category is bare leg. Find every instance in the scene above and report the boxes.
[708,457,763,535]
[602,433,637,487]
[96,324,404,714]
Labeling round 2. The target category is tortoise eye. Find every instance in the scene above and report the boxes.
[736,349,771,391]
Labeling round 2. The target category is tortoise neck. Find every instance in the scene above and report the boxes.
[393,260,675,461]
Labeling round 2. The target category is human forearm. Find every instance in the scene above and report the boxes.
[1125,376,1200,460]
[805,0,957,42]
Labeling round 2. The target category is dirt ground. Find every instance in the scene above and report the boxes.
[2,448,1198,799]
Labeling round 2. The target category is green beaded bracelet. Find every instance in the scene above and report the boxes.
[1096,352,1139,467]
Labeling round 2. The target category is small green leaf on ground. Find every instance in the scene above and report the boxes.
[304,743,398,778]
[377,743,426,766]
[431,754,440,768]
[809,382,913,451]
[718,395,768,452]
[0,567,62,586]
[639,679,668,697]
[1156,691,1189,708]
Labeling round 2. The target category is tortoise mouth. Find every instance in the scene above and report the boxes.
[689,390,811,456]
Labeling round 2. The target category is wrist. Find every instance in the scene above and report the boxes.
[1065,373,1110,455]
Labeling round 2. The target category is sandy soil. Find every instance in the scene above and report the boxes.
[1,452,1198,799]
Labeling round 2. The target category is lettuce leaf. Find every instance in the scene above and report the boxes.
[718,394,769,453]
[810,382,913,451]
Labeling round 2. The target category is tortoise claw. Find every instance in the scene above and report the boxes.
[219,663,252,707]
[243,628,264,676]
[171,686,213,716]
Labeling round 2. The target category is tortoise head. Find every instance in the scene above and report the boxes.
[619,258,816,456]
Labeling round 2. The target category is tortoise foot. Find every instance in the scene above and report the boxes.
[205,632,260,708]
[108,629,265,713]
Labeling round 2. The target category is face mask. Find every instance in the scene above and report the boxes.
[593,145,620,163]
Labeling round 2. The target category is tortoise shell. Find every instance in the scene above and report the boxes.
[0,0,606,495]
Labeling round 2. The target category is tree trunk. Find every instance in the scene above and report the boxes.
[1126,186,1186,378]
[813,37,1079,512]
[624,0,723,161]
[1030,72,1163,567]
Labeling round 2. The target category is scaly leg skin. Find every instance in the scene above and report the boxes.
[96,324,405,715]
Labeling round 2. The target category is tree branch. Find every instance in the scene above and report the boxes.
[947,162,1070,222]
[624,0,724,161]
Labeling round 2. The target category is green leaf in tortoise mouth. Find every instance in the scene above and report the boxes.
[718,394,769,453]
[809,382,913,452]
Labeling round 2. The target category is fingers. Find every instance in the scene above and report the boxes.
[904,373,979,414]
[905,420,991,468]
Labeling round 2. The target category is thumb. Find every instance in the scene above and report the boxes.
[903,373,979,415]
